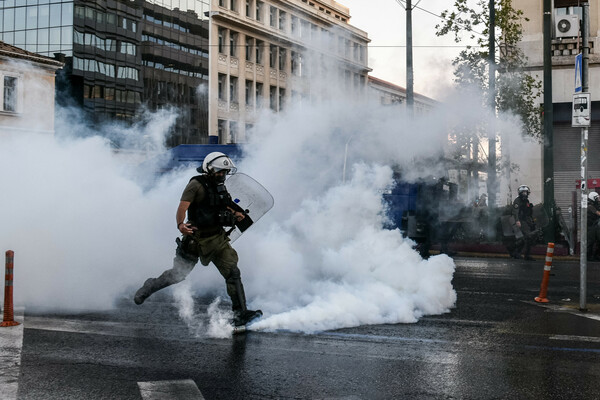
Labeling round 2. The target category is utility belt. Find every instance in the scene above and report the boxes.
[193,227,223,238]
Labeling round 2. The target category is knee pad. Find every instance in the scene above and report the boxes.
[225,266,241,285]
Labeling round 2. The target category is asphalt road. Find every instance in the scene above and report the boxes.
[3,257,600,400]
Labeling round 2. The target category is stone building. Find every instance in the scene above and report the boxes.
[0,41,63,135]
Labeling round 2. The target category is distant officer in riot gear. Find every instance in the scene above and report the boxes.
[134,152,261,327]
[510,185,536,260]
[587,191,600,261]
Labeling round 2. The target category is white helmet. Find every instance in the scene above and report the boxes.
[201,152,237,174]
[589,191,599,202]
[518,185,530,195]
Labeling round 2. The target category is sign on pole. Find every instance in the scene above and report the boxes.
[575,53,583,93]
[572,92,591,127]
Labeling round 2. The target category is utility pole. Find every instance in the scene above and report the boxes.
[543,0,555,243]
[406,0,414,117]
[579,2,590,311]
[487,0,497,212]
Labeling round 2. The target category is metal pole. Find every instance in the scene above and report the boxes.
[543,0,555,243]
[580,2,590,311]
[487,0,497,225]
[406,0,414,117]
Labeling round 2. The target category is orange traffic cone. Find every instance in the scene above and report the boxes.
[1,250,20,327]
[534,243,555,303]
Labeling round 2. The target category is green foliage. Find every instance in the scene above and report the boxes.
[436,0,542,141]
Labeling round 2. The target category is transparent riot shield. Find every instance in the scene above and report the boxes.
[225,173,274,242]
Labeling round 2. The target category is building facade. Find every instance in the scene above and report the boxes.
[0,0,211,146]
[0,41,63,135]
[0,0,370,146]
[514,0,600,213]
[367,75,436,115]
[208,0,370,144]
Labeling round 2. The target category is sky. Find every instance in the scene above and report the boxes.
[340,0,480,100]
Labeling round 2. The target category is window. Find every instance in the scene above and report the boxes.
[219,0,225,7]
[245,37,253,62]
[245,80,253,105]
[279,88,285,110]
[255,40,264,64]
[231,0,237,12]
[218,119,227,141]
[269,86,277,111]
[279,11,286,31]
[291,16,299,36]
[256,82,263,107]
[105,87,115,101]
[291,51,302,76]
[3,76,18,112]
[117,66,138,80]
[230,76,238,102]
[230,31,238,57]
[269,6,276,27]
[246,0,253,18]
[218,28,226,53]
[301,19,310,39]
[278,48,286,70]
[269,44,277,68]
[92,85,104,99]
[120,41,136,55]
[229,121,238,143]
[218,74,226,100]
[256,1,263,22]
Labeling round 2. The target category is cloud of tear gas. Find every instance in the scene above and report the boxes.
[1,41,536,336]
[226,97,460,333]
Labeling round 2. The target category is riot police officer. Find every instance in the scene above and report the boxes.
[587,191,600,261]
[510,185,536,260]
[133,152,261,327]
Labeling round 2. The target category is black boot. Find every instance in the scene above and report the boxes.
[134,278,156,305]
[134,275,174,305]
[133,270,178,305]
[229,276,261,326]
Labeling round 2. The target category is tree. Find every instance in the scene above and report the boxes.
[435,0,542,210]
[436,0,542,140]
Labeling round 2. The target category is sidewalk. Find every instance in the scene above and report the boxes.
[436,241,580,260]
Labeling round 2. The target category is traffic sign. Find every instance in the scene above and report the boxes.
[575,53,583,93]
[572,92,591,127]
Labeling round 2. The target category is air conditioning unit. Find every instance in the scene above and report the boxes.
[555,14,579,38]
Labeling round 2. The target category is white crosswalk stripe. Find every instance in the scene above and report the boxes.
[138,379,205,400]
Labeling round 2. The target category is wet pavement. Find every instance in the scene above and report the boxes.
[3,257,600,399]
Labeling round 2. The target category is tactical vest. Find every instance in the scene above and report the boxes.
[513,197,533,223]
[187,175,234,228]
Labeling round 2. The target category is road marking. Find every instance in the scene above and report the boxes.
[0,307,24,400]
[24,316,188,339]
[524,344,600,354]
[523,300,600,322]
[138,379,205,400]
[318,331,455,344]
[550,334,600,343]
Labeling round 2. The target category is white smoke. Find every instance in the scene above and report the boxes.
[1,54,531,337]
